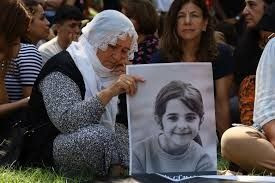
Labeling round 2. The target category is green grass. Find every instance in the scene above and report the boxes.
[0,158,231,183]
[217,156,230,171]
[0,167,89,183]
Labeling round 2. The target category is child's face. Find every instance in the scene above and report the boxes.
[161,99,201,147]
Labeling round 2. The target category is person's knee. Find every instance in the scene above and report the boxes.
[221,127,240,159]
[94,125,115,142]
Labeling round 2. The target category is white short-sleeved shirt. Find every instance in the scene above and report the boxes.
[38,37,63,64]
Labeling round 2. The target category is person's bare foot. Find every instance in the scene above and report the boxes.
[109,165,127,177]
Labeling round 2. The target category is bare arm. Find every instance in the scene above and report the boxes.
[0,98,29,117]
[22,86,32,98]
[215,74,233,137]
[0,79,29,117]
[0,44,41,117]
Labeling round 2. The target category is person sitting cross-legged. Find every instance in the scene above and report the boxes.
[221,3,275,174]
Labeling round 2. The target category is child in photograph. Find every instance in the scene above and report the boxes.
[132,80,215,174]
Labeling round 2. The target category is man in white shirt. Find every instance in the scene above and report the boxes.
[39,5,83,64]
[221,2,275,174]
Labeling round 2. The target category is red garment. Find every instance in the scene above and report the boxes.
[205,0,213,10]
[239,75,255,126]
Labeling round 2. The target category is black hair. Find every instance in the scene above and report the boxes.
[54,5,83,24]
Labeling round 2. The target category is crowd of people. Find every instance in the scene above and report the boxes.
[0,0,275,179]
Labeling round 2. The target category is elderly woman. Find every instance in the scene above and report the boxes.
[21,10,144,176]
[117,0,159,126]
[150,0,234,137]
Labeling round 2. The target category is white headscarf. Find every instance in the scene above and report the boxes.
[67,10,138,131]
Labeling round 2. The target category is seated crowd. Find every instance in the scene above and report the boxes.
[0,0,275,179]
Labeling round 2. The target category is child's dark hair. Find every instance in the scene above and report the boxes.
[154,80,204,129]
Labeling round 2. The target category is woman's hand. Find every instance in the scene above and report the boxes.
[21,96,30,108]
[111,64,126,76]
[0,96,30,117]
[111,59,132,76]
[109,74,145,96]
[97,74,145,106]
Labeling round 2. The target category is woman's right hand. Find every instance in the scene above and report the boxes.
[97,74,145,106]
[21,96,30,108]
[108,74,145,97]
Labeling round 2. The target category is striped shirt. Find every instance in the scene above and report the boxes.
[253,38,275,128]
[5,43,42,102]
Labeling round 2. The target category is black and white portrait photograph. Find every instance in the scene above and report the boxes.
[126,63,217,176]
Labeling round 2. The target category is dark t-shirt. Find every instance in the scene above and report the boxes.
[219,0,245,18]
[150,43,234,80]
[103,0,121,10]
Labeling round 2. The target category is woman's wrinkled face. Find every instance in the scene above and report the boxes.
[28,4,50,42]
[97,35,132,70]
[242,0,266,28]
[161,99,201,148]
[176,2,208,42]
[0,36,20,61]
